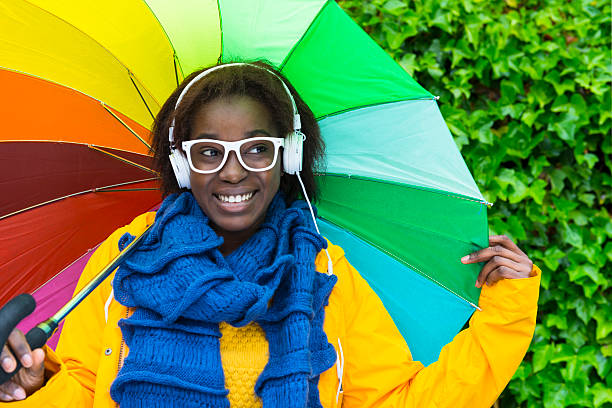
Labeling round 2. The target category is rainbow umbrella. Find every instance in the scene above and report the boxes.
[0,0,488,365]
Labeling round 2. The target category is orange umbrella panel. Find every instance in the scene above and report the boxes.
[0,69,152,154]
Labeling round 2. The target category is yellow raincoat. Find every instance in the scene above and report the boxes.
[12,212,540,407]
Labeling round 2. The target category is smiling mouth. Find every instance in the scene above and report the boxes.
[214,191,255,204]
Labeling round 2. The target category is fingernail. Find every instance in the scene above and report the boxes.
[13,388,25,400]
[461,256,469,263]
[22,354,32,368]
[1,357,13,372]
[475,282,480,288]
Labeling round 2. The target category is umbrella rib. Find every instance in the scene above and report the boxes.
[87,145,158,175]
[138,0,185,81]
[0,177,158,221]
[100,102,151,150]
[314,96,437,121]
[96,187,158,193]
[278,0,330,70]
[20,1,163,111]
[319,216,480,311]
[128,72,156,121]
[319,173,491,206]
[216,0,225,63]
[173,54,181,87]
[0,139,151,162]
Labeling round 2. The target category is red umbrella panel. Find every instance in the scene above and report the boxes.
[0,69,162,315]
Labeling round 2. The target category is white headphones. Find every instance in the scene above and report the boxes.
[168,63,305,189]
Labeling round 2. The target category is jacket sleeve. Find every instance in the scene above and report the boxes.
[339,255,541,408]
[8,212,155,407]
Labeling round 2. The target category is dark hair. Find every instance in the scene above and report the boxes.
[151,61,324,204]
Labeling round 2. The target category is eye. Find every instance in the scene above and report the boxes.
[199,147,220,157]
[246,144,268,154]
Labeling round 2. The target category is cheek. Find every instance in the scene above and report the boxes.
[189,172,214,195]
[267,166,282,196]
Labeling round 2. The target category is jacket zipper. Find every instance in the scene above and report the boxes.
[115,307,129,408]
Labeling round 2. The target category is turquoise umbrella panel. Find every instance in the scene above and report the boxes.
[319,219,476,366]
[318,99,486,201]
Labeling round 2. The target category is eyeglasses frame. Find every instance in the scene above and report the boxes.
[181,136,285,174]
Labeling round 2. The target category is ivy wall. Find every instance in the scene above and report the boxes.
[337,0,612,406]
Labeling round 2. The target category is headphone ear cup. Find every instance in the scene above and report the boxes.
[282,131,304,175]
[169,150,191,189]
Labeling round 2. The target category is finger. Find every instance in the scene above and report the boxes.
[476,255,530,287]
[489,235,527,257]
[1,343,17,373]
[476,256,515,287]
[24,348,45,382]
[462,244,526,265]
[0,380,26,401]
[484,266,525,287]
[0,389,14,402]
[6,330,33,368]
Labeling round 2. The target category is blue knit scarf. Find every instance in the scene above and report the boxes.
[109,192,338,407]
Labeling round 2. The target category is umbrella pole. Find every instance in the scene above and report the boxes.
[0,223,153,385]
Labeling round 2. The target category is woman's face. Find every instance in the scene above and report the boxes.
[187,95,282,251]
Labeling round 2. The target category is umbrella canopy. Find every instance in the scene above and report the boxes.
[0,0,488,365]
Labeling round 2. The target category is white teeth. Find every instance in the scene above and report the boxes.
[218,192,254,203]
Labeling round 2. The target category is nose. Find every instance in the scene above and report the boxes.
[218,151,248,183]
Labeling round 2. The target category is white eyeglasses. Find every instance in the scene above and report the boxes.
[181,137,284,174]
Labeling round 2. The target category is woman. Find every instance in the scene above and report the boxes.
[0,61,540,407]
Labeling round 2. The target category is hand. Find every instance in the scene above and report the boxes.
[461,235,534,288]
[0,329,45,401]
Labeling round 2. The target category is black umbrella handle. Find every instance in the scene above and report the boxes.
[0,294,52,385]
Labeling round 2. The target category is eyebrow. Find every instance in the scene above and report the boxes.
[192,129,275,140]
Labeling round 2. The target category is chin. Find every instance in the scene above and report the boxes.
[211,215,261,234]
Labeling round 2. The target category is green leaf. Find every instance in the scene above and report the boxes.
[550,169,567,195]
[529,156,550,178]
[529,81,555,108]
[592,382,612,408]
[551,343,577,363]
[399,53,418,77]
[569,210,589,226]
[604,242,612,262]
[543,247,566,271]
[545,313,568,330]
[594,309,612,340]
[529,179,547,204]
[593,349,612,378]
[578,193,596,207]
[544,70,576,95]
[543,382,569,408]
[382,0,406,13]
[533,343,555,373]
[560,222,583,248]
[552,197,579,213]
[548,114,578,143]
[580,153,599,169]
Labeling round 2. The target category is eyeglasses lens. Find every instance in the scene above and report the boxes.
[189,138,277,171]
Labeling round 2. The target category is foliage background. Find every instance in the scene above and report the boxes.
[337,0,612,406]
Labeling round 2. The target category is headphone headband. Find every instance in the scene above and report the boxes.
[169,63,301,145]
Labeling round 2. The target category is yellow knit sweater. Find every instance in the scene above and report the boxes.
[219,322,268,407]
